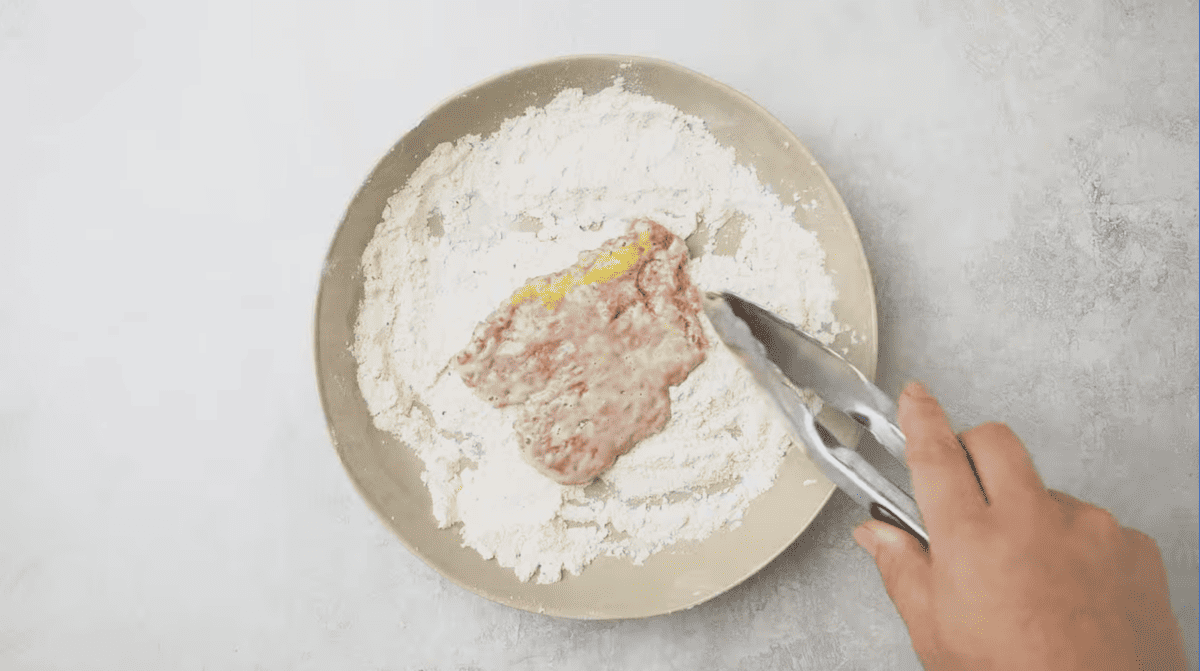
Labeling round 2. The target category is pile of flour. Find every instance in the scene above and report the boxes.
[353,80,840,583]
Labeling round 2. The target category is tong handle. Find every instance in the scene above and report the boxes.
[844,403,907,466]
[827,445,928,547]
[701,292,929,546]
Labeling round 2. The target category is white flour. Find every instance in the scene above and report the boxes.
[354,80,840,583]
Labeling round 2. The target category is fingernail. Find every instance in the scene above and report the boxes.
[852,524,880,556]
[903,381,930,399]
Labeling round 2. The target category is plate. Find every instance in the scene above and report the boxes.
[314,55,877,619]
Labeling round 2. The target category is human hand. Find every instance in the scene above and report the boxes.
[853,382,1188,670]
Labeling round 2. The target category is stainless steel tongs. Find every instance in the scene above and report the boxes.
[702,292,928,546]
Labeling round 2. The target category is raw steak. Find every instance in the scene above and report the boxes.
[453,219,709,485]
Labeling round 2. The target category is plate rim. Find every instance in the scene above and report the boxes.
[313,53,878,619]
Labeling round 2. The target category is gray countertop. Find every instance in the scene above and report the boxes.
[1,1,1195,669]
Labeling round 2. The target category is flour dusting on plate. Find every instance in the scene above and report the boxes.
[353,80,840,583]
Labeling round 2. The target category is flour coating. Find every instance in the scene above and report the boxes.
[353,80,840,583]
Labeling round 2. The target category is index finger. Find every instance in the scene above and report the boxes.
[899,382,989,538]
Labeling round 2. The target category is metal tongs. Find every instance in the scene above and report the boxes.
[702,292,929,547]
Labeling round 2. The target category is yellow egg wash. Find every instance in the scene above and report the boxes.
[510,230,653,309]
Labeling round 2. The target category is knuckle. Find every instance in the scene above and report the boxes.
[963,422,1021,450]
[1081,506,1121,534]
[904,439,959,470]
[978,421,1014,437]
[1125,528,1160,555]
[1048,489,1087,511]
[1120,529,1170,579]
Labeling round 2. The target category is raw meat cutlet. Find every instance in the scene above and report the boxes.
[453,219,709,485]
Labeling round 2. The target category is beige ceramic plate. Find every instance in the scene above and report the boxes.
[314,55,877,619]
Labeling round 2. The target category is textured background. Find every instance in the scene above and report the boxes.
[1,0,1195,669]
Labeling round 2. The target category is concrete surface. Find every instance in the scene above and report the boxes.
[0,0,1195,669]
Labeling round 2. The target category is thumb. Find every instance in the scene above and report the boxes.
[854,520,933,629]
